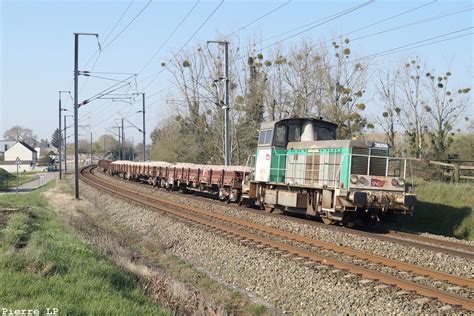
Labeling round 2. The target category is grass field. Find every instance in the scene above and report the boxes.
[0,183,169,314]
[397,179,474,240]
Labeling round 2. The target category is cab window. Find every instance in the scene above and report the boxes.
[258,129,273,145]
[274,124,287,147]
[288,124,301,142]
[314,126,336,140]
[264,129,273,144]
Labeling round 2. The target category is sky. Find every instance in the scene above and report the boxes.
[1,0,473,145]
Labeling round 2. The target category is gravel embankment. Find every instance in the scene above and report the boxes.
[84,174,470,313]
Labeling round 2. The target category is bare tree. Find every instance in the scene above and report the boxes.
[320,39,368,139]
[395,59,427,158]
[375,68,401,151]
[3,125,38,145]
[424,70,470,158]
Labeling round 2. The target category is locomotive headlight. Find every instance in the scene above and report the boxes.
[350,175,359,184]
[397,178,405,187]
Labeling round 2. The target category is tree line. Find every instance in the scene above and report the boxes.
[149,37,471,164]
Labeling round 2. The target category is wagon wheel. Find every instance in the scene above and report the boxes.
[321,217,334,225]
[264,205,275,213]
[238,195,244,206]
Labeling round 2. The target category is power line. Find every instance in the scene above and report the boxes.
[79,0,137,94]
[138,0,200,74]
[144,0,373,96]
[175,0,224,58]
[334,0,437,40]
[351,27,473,63]
[141,0,225,91]
[259,0,375,51]
[81,74,137,83]
[348,6,473,44]
[84,71,138,75]
[260,0,374,45]
[140,0,293,96]
[83,0,136,69]
[79,1,150,96]
[102,0,152,50]
[226,0,292,37]
[365,32,474,62]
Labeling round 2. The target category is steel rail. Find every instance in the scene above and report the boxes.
[81,166,474,311]
[386,230,474,254]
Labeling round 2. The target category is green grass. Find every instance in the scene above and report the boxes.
[0,183,169,315]
[397,179,474,240]
[0,168,37,191]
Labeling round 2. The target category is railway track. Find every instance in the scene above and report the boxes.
[80,165,474,311]
[179,190,474,260]
[384,229,474,254]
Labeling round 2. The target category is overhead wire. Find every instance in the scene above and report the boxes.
[138,0,200,74]
[139,0,295,103]
[259,0,374,45]
[141,0,225,91]
[350,27,474,62]
[80,0,136,92]
[258,0,375,51]
[226,0,292,37]
[152,0,439,79]
[332,0,437,41]
[347,6,473,44]
[102,0,152,51]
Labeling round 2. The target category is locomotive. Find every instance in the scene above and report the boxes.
[99,117,416,224]
[244,117,416,224]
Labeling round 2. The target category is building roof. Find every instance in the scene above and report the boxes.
[18,141,37,153]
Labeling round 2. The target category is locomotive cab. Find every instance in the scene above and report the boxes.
[254,118,337,182]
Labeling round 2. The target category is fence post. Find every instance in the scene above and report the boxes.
[454,164,460,183]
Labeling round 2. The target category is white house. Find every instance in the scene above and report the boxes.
[5,141,37,163]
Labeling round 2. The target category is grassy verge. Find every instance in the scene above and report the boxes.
[0,169,37,191]
[397,179,474,240]
[0,182,169,314]
[52,177,271,315]
[53,176,269,315]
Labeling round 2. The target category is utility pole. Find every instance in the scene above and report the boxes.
[141,93,146,161]
[58,91,70,180]
[74,33,79,199]
[73,32,99,199]
[118,126,122,159]
[90,132,93,164]
[64,116,67,173]
[121,118,125,161]
[132,137,135,160]
[207,40,230,165]
[64,114,73,173]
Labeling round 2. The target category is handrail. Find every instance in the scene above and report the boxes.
[267,151,410,185]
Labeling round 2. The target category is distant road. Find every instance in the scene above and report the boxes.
[1,172,58,194]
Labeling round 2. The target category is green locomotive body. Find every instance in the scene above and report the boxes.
[246,117,416,223]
